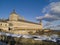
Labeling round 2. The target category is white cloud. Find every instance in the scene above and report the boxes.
[37,2,60,22]
[36,13,60,21]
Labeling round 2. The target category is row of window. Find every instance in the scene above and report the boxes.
[0,23,8,26]
[0,23,13,26]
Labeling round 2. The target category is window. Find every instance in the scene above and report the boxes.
[0,29,2,31]
[5,24,7,26]
[9,23,13,26]
[0,23,2,26]
[9,27,12,31]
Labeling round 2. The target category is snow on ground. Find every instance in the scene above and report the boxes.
[22,35,33,38]
[0,32,60,42]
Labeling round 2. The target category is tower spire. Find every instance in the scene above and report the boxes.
[39,19,42,25]
[11,9,16,14]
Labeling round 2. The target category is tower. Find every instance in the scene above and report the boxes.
[39,19,43,30]
[9,9,20,21]
[9,9,25,21]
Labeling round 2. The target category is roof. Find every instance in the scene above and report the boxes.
[0,19,8,23]
[18,19,41,25]
[0,19,41,25]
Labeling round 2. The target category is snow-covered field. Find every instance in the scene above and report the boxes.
[0,32,60,43]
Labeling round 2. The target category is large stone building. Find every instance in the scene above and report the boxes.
[0,10,43,34]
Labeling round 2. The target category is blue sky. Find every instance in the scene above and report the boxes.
[0,0,49,21]
[0,0,60,29]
